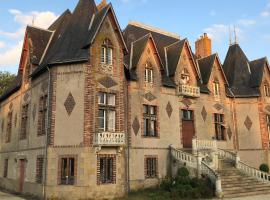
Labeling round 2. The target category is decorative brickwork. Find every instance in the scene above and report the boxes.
[201,106,207,122]
[98,76,118,88]
[97,154,116,185]
[64,92,76,116]
[166,101,173,118]
[213,103,223,111]
[182,98,192,107]
[132,117,140,136]
[244,116,252,131]
[144,92,156,102]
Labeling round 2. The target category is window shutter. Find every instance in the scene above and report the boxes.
[101,47,106,64]
[107,48,113,65]
[145,69,148,82]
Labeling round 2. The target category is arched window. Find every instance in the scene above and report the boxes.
[213,80,220,97]
[264,82,270,97]
[101,38,113,65]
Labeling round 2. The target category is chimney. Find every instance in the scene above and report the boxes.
[195,33,212,58]
[97,0,107,11]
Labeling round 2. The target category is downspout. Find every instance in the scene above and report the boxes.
[126,80,130,193]
[43,66,51,200]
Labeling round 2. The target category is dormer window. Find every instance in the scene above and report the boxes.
[264,83,270,97]
[144,61,153,84]
[101,38,113,65]
[180,68,190,85]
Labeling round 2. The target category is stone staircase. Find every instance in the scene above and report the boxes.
[219,159,270,198]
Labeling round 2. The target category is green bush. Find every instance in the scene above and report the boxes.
[259,164,269,173]
[177,167,189,177]
[160,179,171,191]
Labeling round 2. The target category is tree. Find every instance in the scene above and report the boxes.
[0,71,16,96]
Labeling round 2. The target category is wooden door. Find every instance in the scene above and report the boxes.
[181,110,195,148]
[18,159,26,192]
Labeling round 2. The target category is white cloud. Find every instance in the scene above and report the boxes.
[261,11,270,17]
[0,41,23,68]
[0,9,57,70]
[203,24,242,43]
[209,10,216,16]
[0,41,5,48]
[237,19,256,26]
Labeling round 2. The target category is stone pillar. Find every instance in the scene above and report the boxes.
[192,136,198,154]
[215,175,223,198]
[197,153,202,178]
[235,152,240,169]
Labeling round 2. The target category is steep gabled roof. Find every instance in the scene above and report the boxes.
[166,39,185,77]
[198,54,216,84]
[123,22,180,68]
[48,9,72,31]
[27,26,53,65]
[249,57,270,88]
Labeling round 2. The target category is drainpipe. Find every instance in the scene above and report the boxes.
[125,81,130,193]
[43,66,51,200]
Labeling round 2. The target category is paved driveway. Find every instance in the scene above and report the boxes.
[0,191,26,200]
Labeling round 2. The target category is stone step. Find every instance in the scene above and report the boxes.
[222,181,264,187]
[221,179,260,185]
[222,184,270,192]
[220,175,254,180]
[223,188,270,198]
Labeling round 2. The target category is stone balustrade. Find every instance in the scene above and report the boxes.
[178,84,200,97]
[93,132,125,146]
[192,138,217,151]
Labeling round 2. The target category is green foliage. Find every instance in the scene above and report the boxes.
[177,166,189,177]
[0,71,16,96]
[259,164,269,173]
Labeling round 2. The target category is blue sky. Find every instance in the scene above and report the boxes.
[0,0,270,73]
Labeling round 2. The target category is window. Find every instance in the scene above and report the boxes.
[213,81,220,97]
[264,84,270,97]
[145,156,158,178]
[143,105,157,137]
[101,38,113,65]
[38,95,48,136]
[6,111,12,143]
[98,92,116,132]
[144,68,153,84]
[214,113,226,140]
[3,159,8,178]
[36,156,44,183]
[98,155,116,184]
[266,115,270,134]
[20,104,29,140]
[182,109,193,121]
[59,157,75,185]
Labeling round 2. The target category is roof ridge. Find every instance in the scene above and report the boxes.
[164,38,186,50]
[128,20,180,39]
[27,25,54,33]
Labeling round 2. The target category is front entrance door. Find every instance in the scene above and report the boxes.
[18,159,26,192]
[181,110,195,148]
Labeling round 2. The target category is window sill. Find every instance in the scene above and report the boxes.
[142,136,159,139]
[145,176,158,179]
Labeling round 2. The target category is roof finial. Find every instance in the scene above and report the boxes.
[234,25,238,44]
[229,25,232,46]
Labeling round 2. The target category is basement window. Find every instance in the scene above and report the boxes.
[59,157,75,185]
[145,156,158,178]
[98,155,116,184]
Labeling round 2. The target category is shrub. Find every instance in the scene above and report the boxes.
[160,179,171,191]
[177,167,189,177]
[259,164,269,173]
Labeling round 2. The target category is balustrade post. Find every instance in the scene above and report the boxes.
[235,152,240,169]
[197,152,202,178]
[215,175,222,198]
[192,136,197,154]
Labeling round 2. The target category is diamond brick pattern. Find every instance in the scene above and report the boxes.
[227,126,232,140]
[214,103,223,111]
[132,117,140,136]
[201,106,207,122]
[144,92,156,102]
[166,102,173,118]
[244,116,252,130]
[98,76,117,88]
[64,92,76,116]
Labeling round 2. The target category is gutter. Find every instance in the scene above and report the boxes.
[43,66,51,199]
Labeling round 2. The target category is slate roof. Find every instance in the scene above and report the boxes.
[27,26,53,65]
[197,54,216,84]
[249,57,268,88]
[166,39,186,77]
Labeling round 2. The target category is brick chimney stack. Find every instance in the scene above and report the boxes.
[195,33,212,58]
[97,0,107,11]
